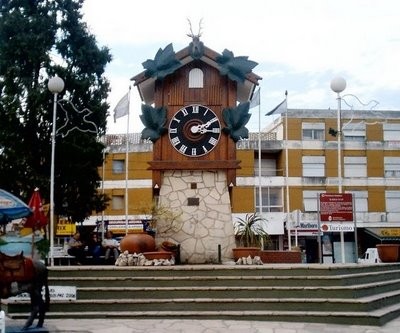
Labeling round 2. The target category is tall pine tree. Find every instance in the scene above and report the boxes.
[0,0,111,222]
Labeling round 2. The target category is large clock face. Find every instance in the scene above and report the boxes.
[168,104,221,157]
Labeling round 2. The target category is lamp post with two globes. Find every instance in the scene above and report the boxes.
[48,76,65,266]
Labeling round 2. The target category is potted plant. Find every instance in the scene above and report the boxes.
[232,213,270,260]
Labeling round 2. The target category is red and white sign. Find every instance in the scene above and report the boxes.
[319,193,353,222]
[320,223,354,232]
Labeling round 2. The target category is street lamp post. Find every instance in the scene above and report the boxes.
[330,76,346,263]
[48,76,65,266]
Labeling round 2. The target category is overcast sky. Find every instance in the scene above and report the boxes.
[82,0,400,134]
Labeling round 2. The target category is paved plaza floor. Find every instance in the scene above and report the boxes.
[4,315,400,333]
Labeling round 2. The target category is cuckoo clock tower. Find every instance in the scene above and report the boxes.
[132,32,261,263]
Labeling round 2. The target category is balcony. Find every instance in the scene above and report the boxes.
[302,177,326,185]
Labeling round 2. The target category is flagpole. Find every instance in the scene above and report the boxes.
[257,88,263,249]
[125,86,131,235]
[284,91,291,250]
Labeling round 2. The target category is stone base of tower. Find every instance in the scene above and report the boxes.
[155,170,236,264]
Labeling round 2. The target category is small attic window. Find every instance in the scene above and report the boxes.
[188,68,203,88]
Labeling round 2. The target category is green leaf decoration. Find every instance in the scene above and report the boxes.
[216,49,258,83]
[139,104,168,142]
[142,43,182,80]
[222,102,251,142]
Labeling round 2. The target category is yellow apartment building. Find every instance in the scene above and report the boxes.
[91,108,400,263]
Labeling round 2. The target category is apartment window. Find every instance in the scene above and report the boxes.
[344,156,367,177]
[255,187,283,213]
[386,191,400,213]
[303,190,323,212]
[188,68,204,88]
[254,159,277,176]
[347,191,367,213]
[112,159,125,174]
[342,123,365,141]
[112,195,124,210]
[384,157,400,177]
[383,123,400,141]
[302,156,325,177]
[302,122,325,140]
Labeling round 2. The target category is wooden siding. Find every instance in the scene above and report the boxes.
[150,60,239,186]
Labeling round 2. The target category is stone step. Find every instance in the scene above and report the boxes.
[73,279,400,299]
[6,289,400,314]
[47,263,400,279]
[48,270,400,288]
[4,264,400,326]
[7,302,400,326]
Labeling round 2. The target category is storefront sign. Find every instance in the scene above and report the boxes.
[56,223,76,236]
[321,223,354,232]
[108,220,144,234]
[290,222,320,236]
[380,228,400,237]
[319,193,353,222]
[367,228,400,238]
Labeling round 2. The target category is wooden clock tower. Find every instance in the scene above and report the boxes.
[132,35,261,263]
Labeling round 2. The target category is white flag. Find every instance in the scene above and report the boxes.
[265,99,287,116]
[249,88,260,109]
[113,93,129,122]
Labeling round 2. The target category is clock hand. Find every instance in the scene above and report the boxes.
[191,120,219,134]
[203,117,218,128]
[199,128,218,134]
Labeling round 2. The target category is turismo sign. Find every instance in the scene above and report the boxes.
[319,193,353,222]
[321,223,354,232]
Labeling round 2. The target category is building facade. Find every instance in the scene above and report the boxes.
[91,108,400,263]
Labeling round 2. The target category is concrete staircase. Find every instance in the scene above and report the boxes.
[4,263,400,326]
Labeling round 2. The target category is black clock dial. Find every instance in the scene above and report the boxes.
[168,104,221,157]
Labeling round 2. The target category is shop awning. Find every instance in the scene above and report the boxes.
[364,228,400,242]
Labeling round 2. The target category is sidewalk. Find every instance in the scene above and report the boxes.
[5,315,400,333]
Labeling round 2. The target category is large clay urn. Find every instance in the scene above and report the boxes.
[120,233,156,254]
[376,244,400,262]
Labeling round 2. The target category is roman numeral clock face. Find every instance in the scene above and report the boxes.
[168,105,221,157]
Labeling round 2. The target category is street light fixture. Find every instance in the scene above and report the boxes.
[330,76,346,263]
[330,76,346,192]
[48,76,64,266]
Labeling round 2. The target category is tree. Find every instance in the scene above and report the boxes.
[0,0,111,222]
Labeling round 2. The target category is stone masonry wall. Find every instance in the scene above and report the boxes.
[156,170,236,264]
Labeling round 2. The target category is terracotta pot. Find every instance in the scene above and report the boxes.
[143,251,172,260]
[232,247,261,261]
[161,241,178,252]
[376,244,400,262]
[120,233,156,254]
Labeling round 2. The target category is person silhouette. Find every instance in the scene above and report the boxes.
[102,231,119,264]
